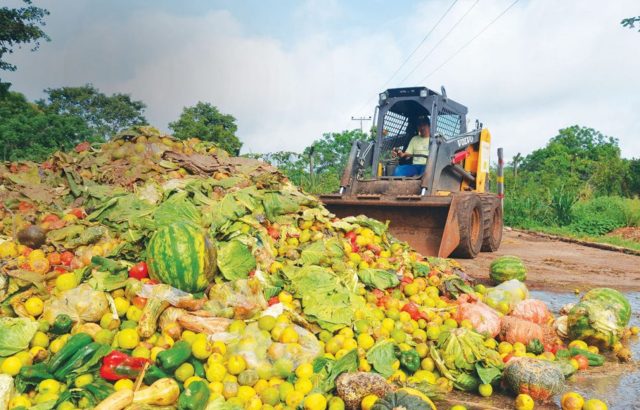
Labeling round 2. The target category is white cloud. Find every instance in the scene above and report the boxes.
[5,0,640,160]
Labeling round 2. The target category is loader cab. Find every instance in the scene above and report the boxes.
[373,87,468,179]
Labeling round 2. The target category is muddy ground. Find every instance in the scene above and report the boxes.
[438,229,640,409]
[458,229,640,292]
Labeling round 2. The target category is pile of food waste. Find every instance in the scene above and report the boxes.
[0,127,635,410]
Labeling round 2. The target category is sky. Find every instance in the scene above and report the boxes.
[4,0,640,160]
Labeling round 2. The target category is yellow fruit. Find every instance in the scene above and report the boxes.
[192,338,213,360]
[237,385,256,402]
[498,341,513,355]
[286,390,305,407]
[360,394,378,410]
[24,296,44,316]
[55,272,77,291]
[295,363,314,379]
[39,378,61,394]
[278,291,293,304]
[479,383,493,397]
[0,241,18,258]
[31,331,49,348]
[561,392,585,410]
[1,356,22,376]
[75,373,94,387]
[206,362,227,383]
[515,393,535,410]
[49,336,66,354]
[304,393,327,410]
[117,328,140,349]
[568,340,589,350]
[294,377,313,395]
[583,399,608,410]
[175,362,195,382]
[114,378,134,391]
[280,327,299,343]
[114,297,130,316]
[357,333,375,351]
[9,395,31,408]
[131,345,150,359]
[227,355,247,375]
[513,342,526,353]
[150,346,164,362]
[126,305,143,322]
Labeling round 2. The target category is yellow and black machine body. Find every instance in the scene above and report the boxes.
[321,86,503,258]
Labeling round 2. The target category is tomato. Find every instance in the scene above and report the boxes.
[266,225,280,240]
[69,208,85,219]
[350,243,359,253]
[401,302,421,321]
[128,262,149,279]
[18,201,33,213]
[21,247,32,257]
[60,251,74,266]
[574,354,589,370]
[75,141,91,153]
[42,214,60,223]
[268,296,279,306]
[132,296,147,309]
[47,219,66,230]
[345,231,357,243]
[48,252,61,266]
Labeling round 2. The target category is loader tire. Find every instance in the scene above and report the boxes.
[481,196,503,252]
[452,194,484,259]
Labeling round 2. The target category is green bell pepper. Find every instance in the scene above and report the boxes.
[399,349,421,373]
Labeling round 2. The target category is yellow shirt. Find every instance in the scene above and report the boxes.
[406,135,430,165]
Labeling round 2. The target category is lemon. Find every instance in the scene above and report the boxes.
[36,392,59,404]
[583,399,608,410]
[328,396,346,410]
[237,385,256,402]
[184,376,206,388]
[421,357,435,372]
[258,315,277,331]
[9,395,31,408]
[75,373,94,387]
[1,356,22,376]
[294,377,313,395]
[117,328,140,349]
[479,383,493,397]
[260,386,280,406]
[360,394,378,410]
[55,272,77,291]
[114,378,134,391]
[278,381,294,401]
[174,362,195,382]
[39,378,61,394]
[191,338,212,360]
[227,355,247,375]
[304,393,327,410]
[295,363,314,379]
[125,305,143,322]
[515,393,535,410]
[280,326,299,343]
[498,341,513,355]
[285,390,305,407]
[131,345,150,359]
[113,297,130,316]
[25,296,44,316]
[31,331,49,348]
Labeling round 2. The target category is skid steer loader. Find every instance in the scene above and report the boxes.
[321,86,504,258]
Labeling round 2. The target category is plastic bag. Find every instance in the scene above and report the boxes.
[206,279,267,319]
[484,288,513,312]
[42,284,109,324]
[454,295,501,337]
[495,279,529,303]
[511,299,552,325]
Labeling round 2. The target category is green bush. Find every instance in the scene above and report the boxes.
[569,196,640,235]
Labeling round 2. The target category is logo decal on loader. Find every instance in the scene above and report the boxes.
[456,137,473,147]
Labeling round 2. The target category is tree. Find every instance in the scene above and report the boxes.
[38,84,147,140]
[169,102,242,155]
[621,16,640,31]
[0,91,90,161]
[303,129,369,175]
[0,0,49,73]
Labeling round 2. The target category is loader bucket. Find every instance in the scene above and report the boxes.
[321,197,462,258]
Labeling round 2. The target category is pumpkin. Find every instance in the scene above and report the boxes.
[511,299,552,325]
[371,391,434,410]
[502,358,565,401]
[489,255,526,284]
[568,287,630,349]
[147,222,216,293]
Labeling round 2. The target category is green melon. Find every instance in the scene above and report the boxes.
[147,222,216,293]
[581,287,631,326]
[489,255,526,284]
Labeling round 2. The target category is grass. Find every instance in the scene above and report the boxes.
[519,225,640,252]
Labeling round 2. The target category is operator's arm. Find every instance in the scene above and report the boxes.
[400,138,416,158]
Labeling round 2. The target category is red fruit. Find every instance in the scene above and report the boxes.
[20,263,31,270]
[371,289,384,298]
[574,355,589,370]
[503,353,514,363]
[401,302,421,321]
[345,231,357,243]
[75,141,91,153]
[248,269,256,278]
[21,247,32,257]
[366,243,382,255]
[128,262,149,279]
[60,251,74,266]
[18,201,32,213]
[350,243,359,253]
[54,267,67,274]
[268,296,279,306]
[42,214,60,223]
[400,276,413,284]
[378,295,390,308]
[48,252,61,266]
[69,208,85,219]
[267,225,280,240]
[132,296,147,309]
[41,161,53,170]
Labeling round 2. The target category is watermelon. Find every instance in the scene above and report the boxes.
[567,287,630,348]
[489,255,526,284]
[147,222,216,293]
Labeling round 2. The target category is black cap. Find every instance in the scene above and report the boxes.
[417,116,430,126]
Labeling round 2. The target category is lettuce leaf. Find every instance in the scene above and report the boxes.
[0,317,38,356]
[358,268,399,290]
[217,240,256,280]
[366,340,397,378]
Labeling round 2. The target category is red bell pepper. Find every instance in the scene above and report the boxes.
[100,350,150,381]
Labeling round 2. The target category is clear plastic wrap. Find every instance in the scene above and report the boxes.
[454,294,501,337]
[42,283,109,324]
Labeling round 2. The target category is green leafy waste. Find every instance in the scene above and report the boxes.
[312,348,358,392]
[366,340,397,378]
[357,268,399,290]
[217,239,256,280]
[0,317,39,356]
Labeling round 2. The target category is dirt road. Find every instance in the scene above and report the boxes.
[458,229,640,292]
